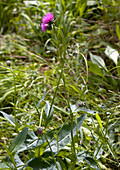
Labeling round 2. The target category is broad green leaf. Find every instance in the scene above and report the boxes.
[35,146,43,157]
[26,151,55,169]
[105,46,120,65]
[9,127,28,154]
[15,115,85,153]
[88,61,104,77]
[13,132,44,153]
[48,114,86,152]
[90,52,108,71]
[0,111,15,126]
[56,157,67,170]
[26,154,62,170]
[85,157,100,169]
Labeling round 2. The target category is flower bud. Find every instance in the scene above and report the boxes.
[6,60,11,67]
[37,127,42,134]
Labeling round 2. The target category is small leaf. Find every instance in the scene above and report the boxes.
[44,101,53,126]
[105,46,120,65]
[70,103,97,115]
[0,111,15,126]
[35,146,43,157]
[89,52,107,71]
[9,127,28,154]
[79,2,87,17]
[88,61,104,77]
[116,24,120,40]
[44,101,53,118]
[117,59,120,78]
[85,157,100,169]
[95,113,103,131]
[53,105,70,116]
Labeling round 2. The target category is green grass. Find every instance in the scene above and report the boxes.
[0,0,120,169]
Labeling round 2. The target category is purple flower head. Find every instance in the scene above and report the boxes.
[42,12,54,24]
[37,127,43,134]
[41,23,47,32]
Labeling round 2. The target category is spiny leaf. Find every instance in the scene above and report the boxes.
[9,127,28,154]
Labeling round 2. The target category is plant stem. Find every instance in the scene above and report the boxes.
[13,67,18,132]
[45,65,64,128]
[44,134,59,170]
[62,74,76,157]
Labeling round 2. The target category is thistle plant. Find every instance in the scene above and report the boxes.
[41,12,77,163]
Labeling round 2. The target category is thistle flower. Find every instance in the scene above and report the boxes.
[41,23,47,32]
[42,12,54,24]
[41,13,54,32]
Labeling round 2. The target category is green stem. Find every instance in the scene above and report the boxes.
[70,111,75,154]
[10,154,17,170]
[44,134,59,170]
[44,26,67,129]
[12,67,18,132]
[45,65,64,128]
[62,74,76,157]
[39,107,44,127]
